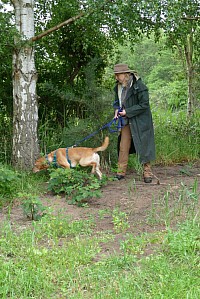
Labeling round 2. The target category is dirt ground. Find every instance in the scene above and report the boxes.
[1,162,200,258]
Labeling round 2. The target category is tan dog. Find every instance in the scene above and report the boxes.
[33,137,109,179]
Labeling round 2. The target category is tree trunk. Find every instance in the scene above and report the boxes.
[184,31,195,116]
[12,0,39,170]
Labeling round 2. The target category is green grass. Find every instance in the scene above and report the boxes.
[0,213,199,298]
[146,179,199,227]
[153,109,200,164]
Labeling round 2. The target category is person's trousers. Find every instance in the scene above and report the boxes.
[117,125,152,177]
[117,124,132,176]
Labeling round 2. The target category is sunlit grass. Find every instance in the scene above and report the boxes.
[0,215,199,298]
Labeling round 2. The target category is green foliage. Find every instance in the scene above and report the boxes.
[153,109,200,164]
[35,0,115,124]
[48,168,106,205]
[0,164,20,202]
[151,80,188,110]
[164,219,200,259]
[0,10,14,117]
[0,163,50,207]
[20,193,48,221]
[112,208,130,233]
[0,10,14,164]
[0,108,12,164]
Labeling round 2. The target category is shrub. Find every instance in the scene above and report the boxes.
[0,164,20,204]
[48,168,107,205]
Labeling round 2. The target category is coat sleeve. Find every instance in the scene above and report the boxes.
[125,81,150,118]
[113,85,120,109]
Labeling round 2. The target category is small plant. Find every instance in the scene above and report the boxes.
[48,168,107,205]
[112,208,130,233]
[0,164,20,203]
[20,193,48,220]
[98,208,111,220]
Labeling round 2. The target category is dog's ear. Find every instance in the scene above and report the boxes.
[33,157,47,172]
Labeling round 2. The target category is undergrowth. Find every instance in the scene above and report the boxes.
[48,167,108,206]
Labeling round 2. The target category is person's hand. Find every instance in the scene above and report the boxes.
[114,109,119,119]
[118,109,126,116]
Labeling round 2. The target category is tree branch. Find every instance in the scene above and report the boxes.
[31,12,84,42]
[182,16,200,21]
[30,0,116,42]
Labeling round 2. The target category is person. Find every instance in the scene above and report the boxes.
[113,63,156,183]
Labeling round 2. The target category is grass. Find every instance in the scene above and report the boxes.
[0,178,199,298]
[153,109,200,164]
[0,177,199,298]
[146,179,199,226]
[0,214,199,298]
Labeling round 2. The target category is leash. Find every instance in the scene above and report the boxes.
[72,115,124,147]
[45,108,125,166]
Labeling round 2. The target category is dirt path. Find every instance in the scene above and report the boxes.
[1,162,200,258]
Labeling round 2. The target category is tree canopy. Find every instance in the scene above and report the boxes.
[0,0,199,168]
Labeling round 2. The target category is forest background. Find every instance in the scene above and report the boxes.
[0,0,199,168]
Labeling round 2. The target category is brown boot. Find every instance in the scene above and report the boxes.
[143,162,153,183]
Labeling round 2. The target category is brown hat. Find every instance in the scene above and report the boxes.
[114,63,134,74]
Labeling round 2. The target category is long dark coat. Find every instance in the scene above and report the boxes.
[113,76,156,164]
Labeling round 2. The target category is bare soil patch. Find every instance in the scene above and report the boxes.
[1,162,200,258]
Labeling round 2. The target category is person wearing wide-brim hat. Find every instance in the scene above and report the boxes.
[113,63,156,183]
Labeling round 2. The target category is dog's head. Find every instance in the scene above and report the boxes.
[32,157,48,173]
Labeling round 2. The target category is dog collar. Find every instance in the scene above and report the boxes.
[46,151,57,166]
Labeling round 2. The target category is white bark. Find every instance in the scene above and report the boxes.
[12,0,39,169]
[184,32,194,116]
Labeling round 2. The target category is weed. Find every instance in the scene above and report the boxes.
[98,208,111,220]
[0,216,199,298]
[33,214,95,241]
[112,208,130,233]
[19,193,48,220]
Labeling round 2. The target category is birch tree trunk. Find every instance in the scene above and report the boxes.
[184,32,194,116]
[12,0,39,170]
[10,0,107,170]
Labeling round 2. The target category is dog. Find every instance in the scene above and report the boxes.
[33,137,109,179]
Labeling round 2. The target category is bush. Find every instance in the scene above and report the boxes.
[0,164,20,204]
[48,168,107,205]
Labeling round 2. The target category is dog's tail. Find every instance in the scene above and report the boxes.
[93,136,109,152]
